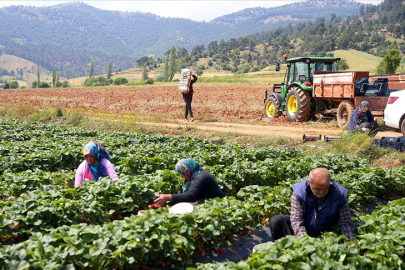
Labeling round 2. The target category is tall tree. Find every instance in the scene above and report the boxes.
[36,61,40,88]
[164,55,170,81]
[107,61,112,80]
[142,67,148,81]
[52,69,56,87]
[377,49,401,74]
[89,61,94,78]
[169,45,177,82]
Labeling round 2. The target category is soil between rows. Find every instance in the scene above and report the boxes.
[0,83,401,139]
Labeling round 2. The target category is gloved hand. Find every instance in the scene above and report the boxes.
[361,127,369,132]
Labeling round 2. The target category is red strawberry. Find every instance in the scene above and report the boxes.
[215,248,223,254]
[190,255,194,259]
[197,248,203,254]
[228,248,232,253]
[239,230,246,236]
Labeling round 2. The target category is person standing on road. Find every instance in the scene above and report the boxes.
[269,167,356,241]
[74,141,119,187]
[348,100,379,137]
[183,71,198,122]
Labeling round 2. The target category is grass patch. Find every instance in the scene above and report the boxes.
[1,103,404,169]
[65,109,85,126]
[296,131,401,168]
[0,104,37,120]
[333,49,382,74]
[28,107,56,123]
[198,75,249,83]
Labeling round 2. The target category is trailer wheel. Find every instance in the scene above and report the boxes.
[264,96,282,119]
[286,87,311,122]
[337,100,354,129]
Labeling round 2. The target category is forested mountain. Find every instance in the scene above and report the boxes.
[0,0,363,76]
[183,0,404,76]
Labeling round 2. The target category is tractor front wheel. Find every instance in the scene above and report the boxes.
[337,100,354,129]
[285,87,311,122]
[264,96,282,119]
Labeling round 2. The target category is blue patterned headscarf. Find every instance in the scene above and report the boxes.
[83,141,111,181]
[175,158,202,192]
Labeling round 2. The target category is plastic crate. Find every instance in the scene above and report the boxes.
[302,134,321,143]
[374,137,405,152]
[324,135,339,142]
[380,136,399,142]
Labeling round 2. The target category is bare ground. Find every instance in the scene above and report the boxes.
[0,83,402,139]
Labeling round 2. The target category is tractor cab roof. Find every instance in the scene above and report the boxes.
[286,57,340,63]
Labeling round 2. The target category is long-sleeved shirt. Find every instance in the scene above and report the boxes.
[183,75,198,98]
[348,106,375,131]
[290,194,356,240]
[172,169,224,204]
[74,158,118,187]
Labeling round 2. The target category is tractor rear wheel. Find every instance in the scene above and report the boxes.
[337,100,354,129]
[264,96,282,119]
[285,87,311,122]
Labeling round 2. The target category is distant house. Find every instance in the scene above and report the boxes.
[377,29,387,35]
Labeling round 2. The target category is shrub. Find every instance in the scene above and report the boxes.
[39,81,50,88]
[113,77,128,85]
[56,106,63,117]
[155,73,167,82]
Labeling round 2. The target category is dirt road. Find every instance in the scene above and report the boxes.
[136,118,402,140]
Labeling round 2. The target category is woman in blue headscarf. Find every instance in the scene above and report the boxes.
[74,141,119,187]
[154,158,224,207]
[348,100,379,136]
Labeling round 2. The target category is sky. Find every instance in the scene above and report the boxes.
[0,0,385,22]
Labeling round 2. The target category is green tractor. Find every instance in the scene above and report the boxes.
[264,55,340,122]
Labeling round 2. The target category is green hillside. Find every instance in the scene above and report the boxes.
[62,49,386,86]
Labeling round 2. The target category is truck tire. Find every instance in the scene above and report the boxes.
[337,100,355,129]
[285,87,311,122]
[264,96,282,119]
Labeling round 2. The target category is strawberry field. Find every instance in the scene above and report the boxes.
[1,119,405,269]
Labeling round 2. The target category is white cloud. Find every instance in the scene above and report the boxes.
[0,0,384,22]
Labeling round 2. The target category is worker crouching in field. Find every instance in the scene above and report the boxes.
[348,100,379,137]
[74,141,119,187]
[269,168,356,241]
[153,158,224,207]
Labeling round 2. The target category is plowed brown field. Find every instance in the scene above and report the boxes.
[0,83,401,139]
[0,83,267,120]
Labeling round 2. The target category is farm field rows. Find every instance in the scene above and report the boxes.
[0,119,405,269]
[0,84,266,121]
[0,83,402,141]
